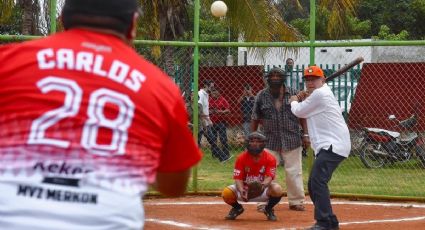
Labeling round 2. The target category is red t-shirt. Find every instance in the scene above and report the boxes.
[209,96,230,123]
[0,29,202,229]
[233,150,277,183]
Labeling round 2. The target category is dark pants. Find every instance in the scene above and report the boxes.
[308,146,346,229]
[199,125,229,161]
[211,122,230,160]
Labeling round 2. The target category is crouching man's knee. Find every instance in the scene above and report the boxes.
[267,182,284,197]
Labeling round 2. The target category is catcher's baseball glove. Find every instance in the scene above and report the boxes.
[246,181,264,199]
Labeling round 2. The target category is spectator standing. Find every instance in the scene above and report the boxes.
[239,84,256,138]
[251,67,309,212]
[0,1,202,229]
[285,58,303,90]
[186,90,202,131]
[198,80,214,145]
[209,88,232,162]
[290,66,351,230]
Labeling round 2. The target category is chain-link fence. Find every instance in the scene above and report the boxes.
[1,1,425,200]
[136,44,425,198]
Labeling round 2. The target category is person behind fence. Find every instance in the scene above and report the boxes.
[186,90,203,131]
[198,79,214,145]
[222,132,283,221]
[290,65,351,230]
[285,58,303,90]
[209,88,232,162]
[239,83,256,138]
[251,67,309,212]
[0,0,203,229]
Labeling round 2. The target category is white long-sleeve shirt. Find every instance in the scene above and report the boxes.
[290,84,351,157]
[198,89,209,116]
[198,89,212,126]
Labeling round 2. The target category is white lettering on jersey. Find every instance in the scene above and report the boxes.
[28,77,82,148]
[28,76,135,156]
[81,88,135,156]
[36,49,146,92]
[125,69,146,92]
[75,51,93,72]
[93,55,108,77]
[37,48,55,69]
[56,49,74,70]
[109,60,129,83]
[81,41,112,53]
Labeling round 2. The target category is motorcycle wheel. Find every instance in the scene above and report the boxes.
[359,141,387,168]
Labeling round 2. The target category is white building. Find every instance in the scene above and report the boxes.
[238,39,425,67]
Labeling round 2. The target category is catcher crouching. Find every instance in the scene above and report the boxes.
[222,132,284,221]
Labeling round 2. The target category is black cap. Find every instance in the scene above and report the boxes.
[62,0,139,34]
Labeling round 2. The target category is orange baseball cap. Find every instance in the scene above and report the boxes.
[304,66,325,78]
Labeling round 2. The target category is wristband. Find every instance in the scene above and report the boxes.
[303,134,309,137]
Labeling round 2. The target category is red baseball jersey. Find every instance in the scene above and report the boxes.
[209,95,230,123]
[233,150,277,183]
[0,29,202,230]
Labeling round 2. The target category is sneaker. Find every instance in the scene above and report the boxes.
[289,204,306,211]
[256,203,266,213]
[304,223,333,230]
[225,206,244,220]
[263,208,277,221]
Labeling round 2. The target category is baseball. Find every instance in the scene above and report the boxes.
[211,1,228,17]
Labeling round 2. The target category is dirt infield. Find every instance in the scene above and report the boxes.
[144,196,425,230]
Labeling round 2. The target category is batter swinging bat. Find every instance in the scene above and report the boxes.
[325,57,364,82]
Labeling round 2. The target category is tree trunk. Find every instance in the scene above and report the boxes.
[21,0,34,35]
[163,46,175,79]
[20,0,40,35]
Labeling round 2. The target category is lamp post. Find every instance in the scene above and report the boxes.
[226,26,234,66]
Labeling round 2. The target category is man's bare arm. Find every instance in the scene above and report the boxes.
[153,169,191,197]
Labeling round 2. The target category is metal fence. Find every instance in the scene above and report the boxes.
[1,0,425,200]
[140,45,425,199]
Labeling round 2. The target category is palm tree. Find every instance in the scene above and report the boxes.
[138,0,359,46]
[0,0,15,24]
[138,0,358,93]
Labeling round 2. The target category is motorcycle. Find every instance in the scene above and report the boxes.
[359,114,425,168]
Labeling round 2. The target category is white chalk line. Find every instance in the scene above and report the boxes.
[145,218,229,230]
[145,200,425,229]
[145,200,425,209]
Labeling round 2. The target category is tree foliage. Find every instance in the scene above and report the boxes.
[372,25,409,40]
[357,0,425,39]
[0,2,22,35]
[410,0,425,39]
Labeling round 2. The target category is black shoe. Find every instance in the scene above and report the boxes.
[263,208,277,221]
[304,224,333,230]
[225,206,244,220]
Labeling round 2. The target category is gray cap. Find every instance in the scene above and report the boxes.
[265,67,287,78]
[247,131,267,141]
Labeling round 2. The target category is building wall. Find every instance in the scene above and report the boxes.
[239,39,425,67]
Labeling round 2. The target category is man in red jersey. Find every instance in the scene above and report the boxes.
[209,88,232,162]
[221,132,284,221]
[0,1,201,230]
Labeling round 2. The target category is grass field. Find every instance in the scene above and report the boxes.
[190,147,425,198]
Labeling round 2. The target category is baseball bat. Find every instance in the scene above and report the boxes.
[325,57,364,82]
